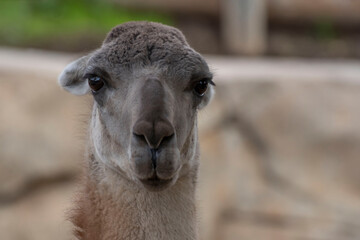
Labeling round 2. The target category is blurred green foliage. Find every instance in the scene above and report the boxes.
[0,0,172,51]
[313,19,337,41]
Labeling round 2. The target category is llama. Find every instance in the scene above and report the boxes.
[58,21,214,240]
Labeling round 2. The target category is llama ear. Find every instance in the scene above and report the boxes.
[58,55,90,95]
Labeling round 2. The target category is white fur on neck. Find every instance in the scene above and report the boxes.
[81,149,198,240]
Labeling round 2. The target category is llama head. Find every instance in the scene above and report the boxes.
[59,22,214,191]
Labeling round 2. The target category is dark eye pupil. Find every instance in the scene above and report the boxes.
[88,76,104,92]
[194,80,208,96]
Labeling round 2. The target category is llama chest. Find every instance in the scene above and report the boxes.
[73,178,197,240]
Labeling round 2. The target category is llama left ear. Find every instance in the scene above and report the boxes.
[58,55,91,95]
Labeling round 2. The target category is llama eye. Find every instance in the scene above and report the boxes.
[193,79,208,97]
[88,76,104,92]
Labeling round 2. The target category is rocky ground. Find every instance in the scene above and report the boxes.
[1,48,360,240]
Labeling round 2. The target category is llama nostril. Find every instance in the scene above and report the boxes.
[133,132,147,144]
[161,133,174,144]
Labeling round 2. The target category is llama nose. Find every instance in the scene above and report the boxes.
[133,119,175,149]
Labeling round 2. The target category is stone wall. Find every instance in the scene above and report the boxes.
[1,49,360,239]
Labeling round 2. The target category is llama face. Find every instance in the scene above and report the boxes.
[59,22,214,191]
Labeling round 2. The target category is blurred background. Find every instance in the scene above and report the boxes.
[0,0,360,239]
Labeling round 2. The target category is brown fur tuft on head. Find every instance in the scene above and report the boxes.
[104,21,187,45]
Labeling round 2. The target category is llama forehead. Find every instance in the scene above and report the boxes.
[96,22,205,68]
[86,54,210,90]
[87,48,210,87]
[104,21,187,45]
[83,21,212,92]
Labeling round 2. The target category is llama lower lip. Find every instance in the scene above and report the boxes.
[140,176,172,188]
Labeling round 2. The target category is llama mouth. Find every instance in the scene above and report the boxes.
[139,174,173,190]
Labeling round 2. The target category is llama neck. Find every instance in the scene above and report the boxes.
[73,153,198,240]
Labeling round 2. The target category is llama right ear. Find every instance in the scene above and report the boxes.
[58,55,90,95]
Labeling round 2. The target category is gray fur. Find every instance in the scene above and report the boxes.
[58,21,214,240]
